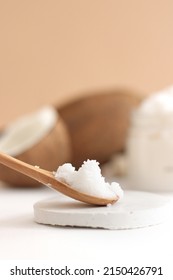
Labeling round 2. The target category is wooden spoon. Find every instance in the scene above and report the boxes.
[0,152,118,206]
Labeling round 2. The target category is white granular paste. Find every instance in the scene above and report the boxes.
[55,160,123,200]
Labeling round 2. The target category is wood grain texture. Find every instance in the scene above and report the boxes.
[58,89,143,167]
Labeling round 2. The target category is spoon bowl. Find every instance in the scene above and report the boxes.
[0,152,118,206]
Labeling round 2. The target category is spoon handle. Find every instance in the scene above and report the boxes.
[0,152,118,206]
[0,152,51,185]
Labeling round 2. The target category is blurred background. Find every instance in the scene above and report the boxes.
[1,1,173,262]
[1,0,173,127]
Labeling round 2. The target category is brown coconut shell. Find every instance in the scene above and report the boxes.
[0,117,71,187]
[58,89,143,168]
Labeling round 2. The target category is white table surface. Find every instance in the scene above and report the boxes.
[1,181,173,269]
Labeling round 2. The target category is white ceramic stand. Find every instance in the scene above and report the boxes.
[34,191,172,229]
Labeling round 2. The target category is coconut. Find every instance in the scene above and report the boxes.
[0,107,71,187]
[58,89,143,168]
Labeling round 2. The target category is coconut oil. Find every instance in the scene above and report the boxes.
[55,159,124,199]
[127,86,173,192]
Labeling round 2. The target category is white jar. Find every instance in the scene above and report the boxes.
[126,111,173,192]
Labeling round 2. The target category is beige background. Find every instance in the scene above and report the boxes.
[1,0,173,127]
